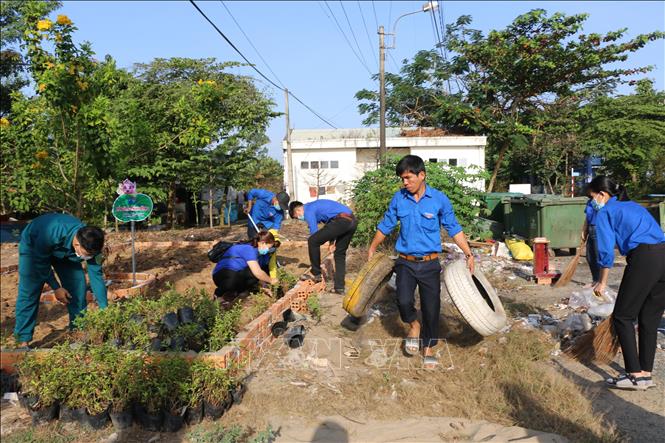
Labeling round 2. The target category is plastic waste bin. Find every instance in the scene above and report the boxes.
[222,203,238,225]
[508,194,587,252]
[482,192,523,227]
[647,201,665,232]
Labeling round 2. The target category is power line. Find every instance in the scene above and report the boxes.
[189,0,337,128]
[219,1,285,88]
[429,2,445,60]
[357,1,378,67]
[321,1,373,75]
[371,0,379,30]
[339,1,370,70]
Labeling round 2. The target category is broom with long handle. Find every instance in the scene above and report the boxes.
[564,315,620,364]
[553,234,587,288]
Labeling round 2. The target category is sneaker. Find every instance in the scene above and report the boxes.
[300,273,322,283]
[332,288,345,295]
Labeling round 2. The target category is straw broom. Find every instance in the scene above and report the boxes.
[553,237,586,288]
[564,315,620,364]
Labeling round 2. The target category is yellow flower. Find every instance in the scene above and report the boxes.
[45,62,55,69]
[37,19,52,31]
[35,150,49,160]
[70,105,78,113]
[0,117,10,127]
[205,80,216,86]
[77,80,89,91]
[56,15,73,26]
[197,79,204,85]
[38,83,47,92]
[68,65,76,75]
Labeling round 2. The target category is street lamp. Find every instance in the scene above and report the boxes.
[378,1,438,164]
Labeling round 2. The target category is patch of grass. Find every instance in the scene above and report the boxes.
[306,293,321,321]
[187,422,277,443]
[4,423,80,443]
[244,292,273,322]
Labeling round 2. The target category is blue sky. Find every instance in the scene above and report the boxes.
[56,1,665,160]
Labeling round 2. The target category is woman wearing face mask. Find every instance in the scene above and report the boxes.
[588,176,665,390]
[212,230,279,306]
[257,229,281,281]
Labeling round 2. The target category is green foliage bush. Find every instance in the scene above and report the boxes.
[350,156,489,246]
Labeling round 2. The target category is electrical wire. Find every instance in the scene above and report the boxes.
[189,0,337,128]
[357,0,378,67]
[219,0,285,88]
[339,1,371,70]
[321,1,373,75]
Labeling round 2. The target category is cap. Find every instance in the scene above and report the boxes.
[275,191,290,212]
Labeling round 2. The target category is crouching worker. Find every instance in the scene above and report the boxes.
[212,230,279,306]
[245,189,290,239]
[289,199,357,294]
[367,155,474,369]
[257,229,281,281]
[14,213,107,348]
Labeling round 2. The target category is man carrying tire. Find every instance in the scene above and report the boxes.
[367,155,474,369]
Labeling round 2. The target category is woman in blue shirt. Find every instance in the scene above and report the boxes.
[212,230,279,305]
[588,176,665,390]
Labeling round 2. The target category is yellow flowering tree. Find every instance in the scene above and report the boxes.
[2,2,126,221]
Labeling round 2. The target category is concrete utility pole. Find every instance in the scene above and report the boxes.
[284,88,295,200]
[378,26,386,165]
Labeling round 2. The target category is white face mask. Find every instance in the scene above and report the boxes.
[75,251,93,261]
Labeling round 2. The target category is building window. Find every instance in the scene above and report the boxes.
[331,160,339,168]
[310,161,319,169]
[325,186,336,194]
[320,160,329,169]
[318,186,326,195]
[429,158,438,163]
[458,158,468,166]
[301,161,309,169]
[449,158,458,166]
[309,186,317,197]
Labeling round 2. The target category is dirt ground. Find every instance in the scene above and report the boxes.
[0,222,313,349]
[1,227,664,442]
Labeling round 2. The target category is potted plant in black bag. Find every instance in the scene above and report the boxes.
[186,361,207,425]
[200,364,233,420]
[17,352,60,425]
[108,349,143,431]
[159,356,190,432]
[78,345,113,430]
[134,359,166,432]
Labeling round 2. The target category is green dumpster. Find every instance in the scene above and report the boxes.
[508,195,587,252]
[483,192,523,226]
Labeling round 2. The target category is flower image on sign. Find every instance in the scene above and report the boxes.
[112,193,153,222]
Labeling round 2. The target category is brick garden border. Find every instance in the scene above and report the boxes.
[1,241,332,373]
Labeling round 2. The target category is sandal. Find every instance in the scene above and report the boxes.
[423,355,439,370]
[606,373,648,391]
[404,337,420,356]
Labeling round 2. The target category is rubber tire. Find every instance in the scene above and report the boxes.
[342,253,395,318]
[443,259,507,336]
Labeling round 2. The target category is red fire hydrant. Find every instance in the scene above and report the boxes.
[533,237,560,285]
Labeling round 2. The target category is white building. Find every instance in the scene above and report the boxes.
[282,128,487,203]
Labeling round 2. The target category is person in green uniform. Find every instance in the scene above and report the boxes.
[14,213,107,348]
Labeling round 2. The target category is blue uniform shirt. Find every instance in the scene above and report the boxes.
[303,199,353,234]
[212,244,258,274]
[377,185,463,256]
[584,199,597,226]
[595,196,665,268]
[248,189,284,230]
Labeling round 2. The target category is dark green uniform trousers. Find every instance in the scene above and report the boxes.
[14,254,88,343]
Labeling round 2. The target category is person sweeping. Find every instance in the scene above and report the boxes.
[244,189,290,239]
[14,213,107,348]
[587,176,665,390]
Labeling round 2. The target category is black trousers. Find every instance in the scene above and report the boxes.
[586,225,600,283]
[247,222,266,240]
[308,216,357,290]
[212,267,258,297]
[394,257,442,349]
[613,243,665,373]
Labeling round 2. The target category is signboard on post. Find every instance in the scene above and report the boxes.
[112,193,153,222]
[111,180,153,285]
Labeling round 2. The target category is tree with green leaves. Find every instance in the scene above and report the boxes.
[115,58,278,227]
[356,9,664,191]
[580,79,665,195]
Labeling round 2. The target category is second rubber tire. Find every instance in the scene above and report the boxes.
[443,259,507,336]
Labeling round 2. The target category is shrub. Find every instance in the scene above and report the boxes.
[306,293,321,321]
[208,303,242,351]
[350,156,489,246]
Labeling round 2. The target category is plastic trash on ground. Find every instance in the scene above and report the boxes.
[568,288,617,317]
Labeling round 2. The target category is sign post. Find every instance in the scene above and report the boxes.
[112,187,153,285]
